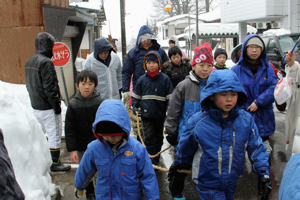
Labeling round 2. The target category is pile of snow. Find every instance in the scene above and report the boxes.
[0,81,56,199]
[263,29,291,36]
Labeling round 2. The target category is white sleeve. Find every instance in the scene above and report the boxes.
[285,61,300,85]
[83,54,93,70]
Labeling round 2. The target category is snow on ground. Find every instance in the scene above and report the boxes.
[0,81,56,199]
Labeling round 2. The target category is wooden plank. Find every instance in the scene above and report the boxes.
[0,0,18,28]
[0,26,43,84]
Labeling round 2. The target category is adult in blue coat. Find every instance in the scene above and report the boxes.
[122,25,169,102]
[74,99,159,200]
[231,34,278,155]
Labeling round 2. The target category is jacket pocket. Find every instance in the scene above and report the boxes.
[121,158,137,176]
[96,186,110,200]
[95,159,110,177]
[122,185,142,200]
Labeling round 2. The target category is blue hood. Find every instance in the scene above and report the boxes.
[143,51,163,70]
[200,70,247,111]
[92,99,131,138]
[135,25,159,50]
[93,37,113,60]
[238,34,268,65]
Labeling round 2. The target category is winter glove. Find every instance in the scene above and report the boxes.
[166,131,178,146]
[168,163,189,198]
[74,188,84,198]
[122,92,131,109]
[119,89,122,99]
[130,112,143,136]
[132,107,141,116]
[54,104,61,115]
[258,175,272,200]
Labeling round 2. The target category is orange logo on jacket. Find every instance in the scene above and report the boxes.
[124,151,133,156]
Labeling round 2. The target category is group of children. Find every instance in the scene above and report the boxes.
[67,34,276,200]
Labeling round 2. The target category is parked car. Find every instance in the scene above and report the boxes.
[262,33,300,75]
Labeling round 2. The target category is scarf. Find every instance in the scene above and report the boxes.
[147,69,159,77]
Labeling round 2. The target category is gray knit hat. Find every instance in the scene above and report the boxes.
[246,37,264,51]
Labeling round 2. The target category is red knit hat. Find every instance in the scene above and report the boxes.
[192,43,214,66]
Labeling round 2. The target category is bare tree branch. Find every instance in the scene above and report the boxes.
[150,0,215,21]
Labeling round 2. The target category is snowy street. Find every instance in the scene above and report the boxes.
[0,81,293,199]
[51,105,291,200]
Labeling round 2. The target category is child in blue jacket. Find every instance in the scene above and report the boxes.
[231,35,278,157]
[74,99,159,200]
[132,51,173,165]
[168,70,272,200]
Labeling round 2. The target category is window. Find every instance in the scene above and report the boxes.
[268,39,277,54]
[175,28,184,35]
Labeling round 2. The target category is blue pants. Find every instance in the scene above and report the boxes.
[196,185,235,200]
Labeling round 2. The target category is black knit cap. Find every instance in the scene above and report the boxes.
[214,48,228,60]
[96,121,125,135]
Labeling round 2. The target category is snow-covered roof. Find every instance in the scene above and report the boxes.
[197,8,220,22]
[185,23,257,37]
[160,9,220,25]
[161,14,197,25]
[263,29,291,36]
[69,0,102,11]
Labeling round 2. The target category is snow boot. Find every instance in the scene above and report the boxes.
[50,149,71,171]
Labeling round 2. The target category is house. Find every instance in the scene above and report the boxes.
[69,0,106,59]
[221,0,299,43]
[0,0,105,104]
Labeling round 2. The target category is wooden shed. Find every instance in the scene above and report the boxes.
[0,0,94,103]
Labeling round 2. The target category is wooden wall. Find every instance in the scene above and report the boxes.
[0,0,69,84]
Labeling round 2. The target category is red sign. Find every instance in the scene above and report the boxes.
[51,42,71,67]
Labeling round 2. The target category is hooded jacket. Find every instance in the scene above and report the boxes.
[122,25,169,92]
[132,51,173,119]
[25,32,61,112]
[74,99,159,200]
[175,70,270,199]
[65,91,104,152]
[164,70,207,142]
[231,34,278,137]
[84,38,122,100]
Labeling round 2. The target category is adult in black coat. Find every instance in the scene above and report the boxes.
[25,32,70,171]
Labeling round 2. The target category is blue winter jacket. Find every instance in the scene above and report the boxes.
[122,25,169,92]
[74,99,159,200]
[132,51,173,119]
[175,70,270,199]
[231,34,278,137]
[279,152,300,200]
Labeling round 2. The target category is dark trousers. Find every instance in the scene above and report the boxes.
[140,117,164,164]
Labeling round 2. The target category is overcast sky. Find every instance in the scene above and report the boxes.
[102,0,154,40]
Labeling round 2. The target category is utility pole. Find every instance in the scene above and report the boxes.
[196,0,199,47]
[120,0,127,63]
